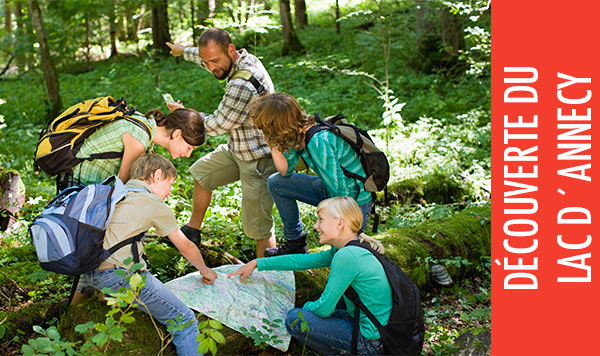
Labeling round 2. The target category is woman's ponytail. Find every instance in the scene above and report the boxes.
[358,233,385,254]
[145,109,167,126]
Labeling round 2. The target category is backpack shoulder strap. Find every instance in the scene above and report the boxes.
[123,114,153,139]
[230,69,265,95]
[304,113,330,146]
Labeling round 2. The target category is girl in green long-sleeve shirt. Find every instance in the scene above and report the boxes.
[228,196,390,355]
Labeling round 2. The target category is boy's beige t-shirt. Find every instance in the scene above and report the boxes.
[103,179,178,269]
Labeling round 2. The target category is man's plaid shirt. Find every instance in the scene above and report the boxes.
[184,47,274,161]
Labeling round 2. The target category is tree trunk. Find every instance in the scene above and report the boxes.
[278,0,303,55]
[116,9,126,42]
[197,0,215,26]
[294,0,307,29]
[440,5,465,56]
[14,0,24,70]
[415,0,433,51]
[190,0,197,44]
[151,0,171,56]
[4,0,12,35]
[109,0,118,57]
[124,5,138,42]
[27,0,62,118]
[335,0,340,34]
[84,14,90,70]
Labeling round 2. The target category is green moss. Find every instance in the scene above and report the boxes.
[382,204,490,289]
[388,178,425,205]
[423,172,468,204]
[0,295,62,342]
[60,298,177,355]
[294,269,330,306]
[0,244,37,263]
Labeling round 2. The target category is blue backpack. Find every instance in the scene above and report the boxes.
[29,175,147,276]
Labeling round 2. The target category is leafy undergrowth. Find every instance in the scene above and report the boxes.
[422,276,491,355]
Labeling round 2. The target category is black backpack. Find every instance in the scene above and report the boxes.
[305,114,390,232]
[343,240,425,356]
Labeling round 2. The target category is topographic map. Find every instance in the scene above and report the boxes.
[165,264,295,351]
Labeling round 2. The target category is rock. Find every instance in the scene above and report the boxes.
[455,329,491,356]
[0,169,26,232]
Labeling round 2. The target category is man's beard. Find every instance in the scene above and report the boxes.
[214,54,234,80]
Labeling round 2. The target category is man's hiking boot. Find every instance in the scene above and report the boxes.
[181,225,202,246]
[264,233,308,257]
[431,264,453,287]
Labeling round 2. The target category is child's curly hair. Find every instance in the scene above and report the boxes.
[249,93,314,152]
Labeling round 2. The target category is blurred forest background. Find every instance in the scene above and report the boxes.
[0,0,491,355]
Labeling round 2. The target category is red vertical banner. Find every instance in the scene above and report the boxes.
[492,1,598,354]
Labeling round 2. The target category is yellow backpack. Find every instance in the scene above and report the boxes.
[34,96,152,176]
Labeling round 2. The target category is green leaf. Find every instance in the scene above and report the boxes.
[74,321,94,334]
[129,273,143,289]
[35,337,53,352]
[46,326,60,341]
[261,318,270,324]
[91,332,109,346]
[21,344,35,355]
[289,319,298,328]
[208,338,217,355]
[129,262,145,272]
[120,311,135,324]
[32,325,45,334]
[0,325,5,339]
[123,291,135,304]
[300,323,309,333]
[114,269,127,278]
[106,308,119,318]
[108,325,126,341]
[123,256,133,266]
[94,323,108,332]
[209,329,225,344]
[101,287,115,295]
[199,320,209,329]
[199,339,210,354]
[208,319,222,329]
[27,269,52,282]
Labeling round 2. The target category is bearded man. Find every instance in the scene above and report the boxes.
[166,28,277,258]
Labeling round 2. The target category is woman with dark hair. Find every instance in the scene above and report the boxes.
[59,107,206,189]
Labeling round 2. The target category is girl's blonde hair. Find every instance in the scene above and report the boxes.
[317,197,385,254]
[249,93,314,152]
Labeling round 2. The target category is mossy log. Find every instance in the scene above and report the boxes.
[381,204,491,289]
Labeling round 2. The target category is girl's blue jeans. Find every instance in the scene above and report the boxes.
[285,308,383,355]
[84,268,200,356]
[268,172,372,240]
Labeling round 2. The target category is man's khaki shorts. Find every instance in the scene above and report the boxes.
[189,144,277,239]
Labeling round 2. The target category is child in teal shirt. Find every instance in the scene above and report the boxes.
[250,93,373,257]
